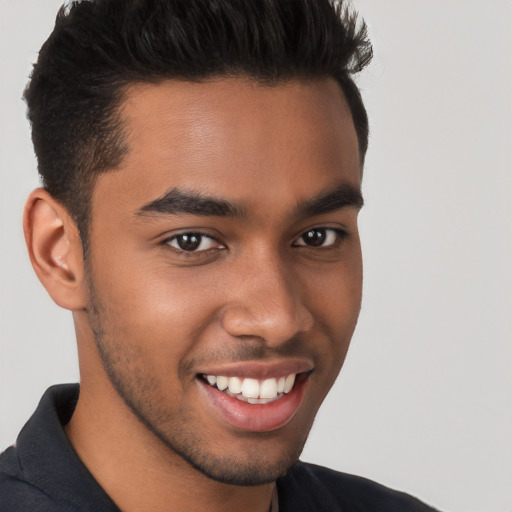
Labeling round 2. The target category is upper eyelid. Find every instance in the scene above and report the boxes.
[294,226,347,239]
[169,231,229,253]
[161,230,221,243]
[160,225,347,246]
[295,226,349,240]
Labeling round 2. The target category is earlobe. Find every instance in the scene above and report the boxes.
[23,188,87,310]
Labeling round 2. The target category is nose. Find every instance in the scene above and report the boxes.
[220,251,314,346]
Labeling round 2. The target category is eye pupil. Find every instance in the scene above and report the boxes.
[303,229,326,247]
[177,234,201,251]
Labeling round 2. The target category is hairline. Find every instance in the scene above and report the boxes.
[69,73,366,256]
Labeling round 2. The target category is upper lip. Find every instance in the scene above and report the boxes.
[196,358,314,380]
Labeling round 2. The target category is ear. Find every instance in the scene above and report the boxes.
[23,188,87,310]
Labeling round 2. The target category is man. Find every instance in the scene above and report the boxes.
[0,1,439,510]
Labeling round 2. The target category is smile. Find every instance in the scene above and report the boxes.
[201,374,296,404]
[196,360,313,431]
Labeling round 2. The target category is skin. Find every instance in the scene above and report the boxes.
[24,77,363,512]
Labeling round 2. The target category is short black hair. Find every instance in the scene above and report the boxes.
[24,0,372,247]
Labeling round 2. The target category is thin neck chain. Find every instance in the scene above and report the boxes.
[270,486,279,512]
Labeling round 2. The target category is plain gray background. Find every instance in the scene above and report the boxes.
[1,1,511,511]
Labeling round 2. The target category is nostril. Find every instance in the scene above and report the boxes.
[220,299,313,346]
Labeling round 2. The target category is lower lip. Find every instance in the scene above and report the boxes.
[197,375,308,432]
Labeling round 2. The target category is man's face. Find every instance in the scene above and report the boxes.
[85,78,363,485]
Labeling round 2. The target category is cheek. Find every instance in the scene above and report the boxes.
[302,255,362,368]
[89,252,224,369]
[306,256,362,324]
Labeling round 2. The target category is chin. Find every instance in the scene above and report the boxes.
[140,407,311,486]
[166,436,307,486]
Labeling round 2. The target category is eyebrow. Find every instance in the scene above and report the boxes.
[137,188,245,217]
[136,182,363,219]
[294,183,364,218]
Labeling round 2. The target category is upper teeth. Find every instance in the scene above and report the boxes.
[203,374,296,401]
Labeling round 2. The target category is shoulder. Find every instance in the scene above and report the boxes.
[277,461,440,512]
[0,385,117,512]
[0,445,76,512]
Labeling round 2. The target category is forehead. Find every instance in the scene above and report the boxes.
[93,77,360,218]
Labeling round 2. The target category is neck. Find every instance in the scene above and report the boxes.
[66,322,275,512]
[66,377,275,512]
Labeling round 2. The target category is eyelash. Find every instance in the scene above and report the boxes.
[292,227,348,248]
[162,227,348,256]
[163,232,225,255]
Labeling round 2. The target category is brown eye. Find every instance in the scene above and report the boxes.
[302,229,327,246]
[294,228,344,248]
[167,233,221,252]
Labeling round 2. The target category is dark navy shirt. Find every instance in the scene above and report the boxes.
[0,385,439,511]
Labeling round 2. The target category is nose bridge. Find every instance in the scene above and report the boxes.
[221,248,313,344]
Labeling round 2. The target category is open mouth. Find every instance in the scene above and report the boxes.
[197,368,312,431]
[200,373,301,404]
